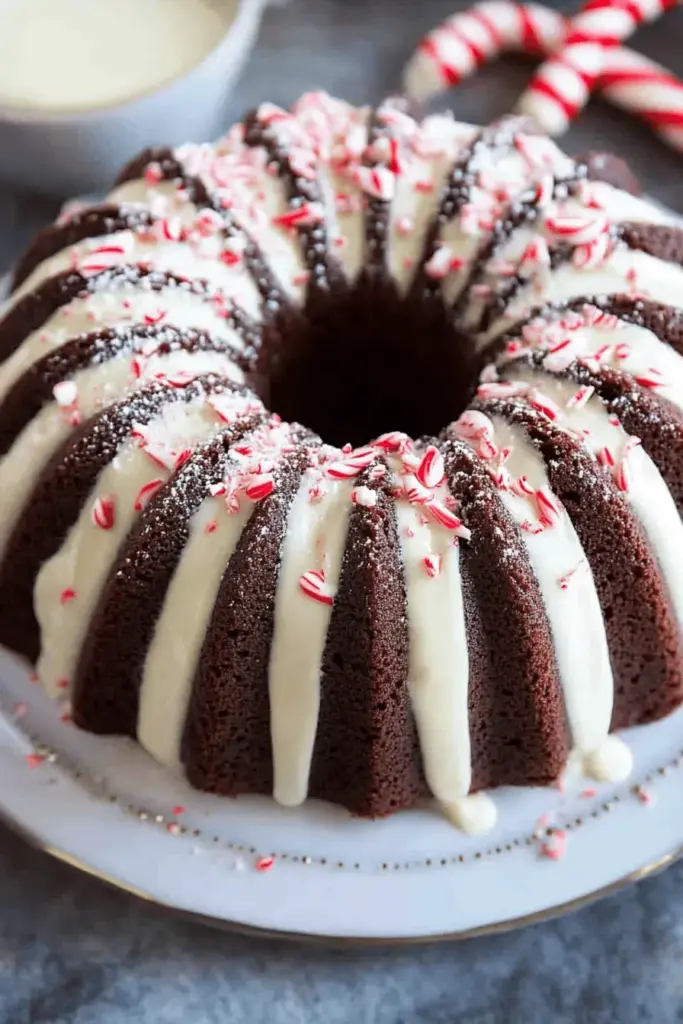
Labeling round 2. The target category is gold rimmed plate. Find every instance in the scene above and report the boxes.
[2,646,683,942]
[1,803,680,946]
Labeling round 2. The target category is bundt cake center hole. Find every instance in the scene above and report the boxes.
[267,286,477,448]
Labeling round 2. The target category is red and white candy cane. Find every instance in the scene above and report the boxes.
[517,0,678,134]
[405,2,565,99]
[599,44,683,152]
[403,1,683,154]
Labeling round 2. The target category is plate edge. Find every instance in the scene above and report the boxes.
[1,801,679,946]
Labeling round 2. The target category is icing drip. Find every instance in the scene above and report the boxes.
[504,366,683,641]
[395,479,472,815]
[269,470,354,807]
[0,348,241,561]
[0,277,245,404]
[138,418,300,765]
[35,395,226,695]
[483,415,626,781]
[139,491,255,768]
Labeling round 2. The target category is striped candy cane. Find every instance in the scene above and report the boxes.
[405,2,564,100]
[403,1,683,154]
[517,0,678,134]
[599,44,683,153]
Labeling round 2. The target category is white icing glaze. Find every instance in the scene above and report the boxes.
[7,227,261,321]
[582,181,675,225]
[506,367,683,642]
[607,327,683,412]
[138,417,305,766]
[480,201,669,327]
[138,491,254,768]
[35,396,223,695]
[317,105,371,285]
[489,416,622,778]
[269,471,353,807]
[387,116,473,294]
[0,349,242,561]
[0,282,245,404]
[395,496,471,806]
[498,248,683,340]
[442,791,498,835]
[584,734,633,782]
[438,132,575,310]
[510,317,683,413]
[164,111,332,305]
[396,486,498,835]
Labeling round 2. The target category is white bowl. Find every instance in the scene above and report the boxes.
[0,0,268,197]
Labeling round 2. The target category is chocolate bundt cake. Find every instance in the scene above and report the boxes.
[2,92,683,834]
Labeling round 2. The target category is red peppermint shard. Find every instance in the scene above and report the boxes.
[299,569,335,606]
[539,828,567,862]
[511,475,535,498]
[272,202,324,229]
[634,368,663,390]
[565,385,594,411]
[79,243,129,274]
[423,553,441,579]
[426,500,471,539]
[92,496,116,530]
[158,370,197,389]
[354,165,395,201]
[326,446,375,479]
[527,389,559,421]
[158,218,183,242]
[174,448,193,471]
[477,381,527,401]
[544,214,607,245]
[245,474,275,502]
[596,447,615,469]
[424,244,464,280]
[144,162,163,185]
[373,431,410,453]
[404,476,431,506]
[143,308,167,325]
[142,442,178,471]
[416,445,445,489]
[535,487,561,528]
[134,478,164,512]
[220,248,242,267]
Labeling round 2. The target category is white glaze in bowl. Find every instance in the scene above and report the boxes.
[0,0,268,196]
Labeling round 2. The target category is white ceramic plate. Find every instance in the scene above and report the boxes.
[1,646,683,942]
